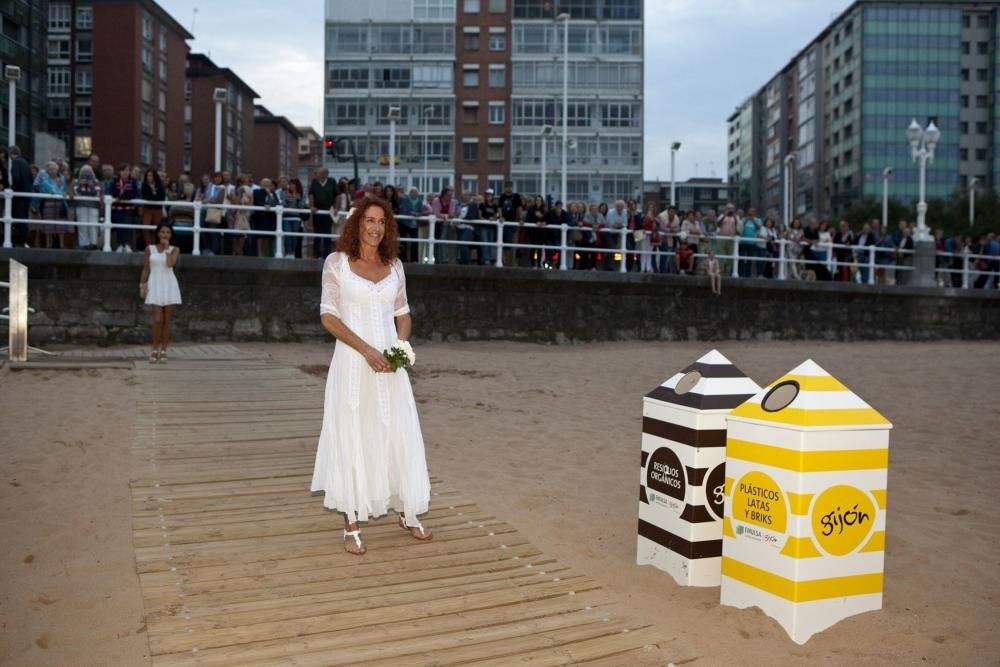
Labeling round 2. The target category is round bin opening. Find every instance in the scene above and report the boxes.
[761,380,800,412]
[674,371,702,395]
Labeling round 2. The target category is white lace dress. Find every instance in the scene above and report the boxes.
[145,245,182,306]
[310,252,431,525]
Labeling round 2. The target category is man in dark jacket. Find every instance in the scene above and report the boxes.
[9,146,33,246]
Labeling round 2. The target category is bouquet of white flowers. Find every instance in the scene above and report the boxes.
[383,340,416,372]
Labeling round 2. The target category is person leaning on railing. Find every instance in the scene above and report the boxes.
[73,165,102,250]
[477,189,499,266]
[397,187,423,263]
[168,182,196,254]
[140,169,166,249]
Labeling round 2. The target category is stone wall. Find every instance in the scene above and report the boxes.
[1,248,997,345]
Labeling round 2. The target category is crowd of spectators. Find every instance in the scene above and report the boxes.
[0,147,996,288]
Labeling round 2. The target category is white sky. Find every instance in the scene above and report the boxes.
[159,0,853,182]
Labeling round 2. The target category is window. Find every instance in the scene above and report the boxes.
[48,68,70,96]
[48,3,71,31]
[413,64,452,88]
[463,28,480,50]
[976,95,988,108]
[463,65,480,87]
[975,148,987,161]
[462,139,479,161]
[489,28,506,50]
[488,64,505,87]
[977,14,990,27]
[961,41,970,54]
[329,67,369,89]
[158,121,165,142]
[142,13,153,41]
[47,37,71,61]
[976,121,987,134]
[75,102,92,128]
[960,121,969,134]
[462,103,478,124]
[961,95,969,108]
[74,69,92,95]
[184,79,192,101]
[75,135,92,159]
[488,175,504,193]
[461,176,479,194]
[334,102,365,125]
[464,0,480,11]
[76,38,92,62]
[977,42,988,55]
[159,59,167,79]
[159,90,167,113]
[962,68,970,81]
[487,139,504,161]
[76,6,93,29]
[142,48,153,75]
[960,148,969,161]
[141,141,152,165]
[48,99,70,120]
[414,0,455,20]
[962,14,971,28]
[142,79,152,103]
[376,103,408,124]
[602,103,637,128]
[141,110,152,135]
[160,26,168,52]
[373,67,410,89]
[488,102,505,124]
[977,68,989,82]
[489,0,506,12]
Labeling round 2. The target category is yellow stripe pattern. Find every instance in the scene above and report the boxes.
[779,536,823,559]
[771,375,848,392]
[786,492,813,515]
[727,439,889,472]
[871,489,887,510]
[722,557,883,602]
[723,517,735,538]
[724,477,733,497]
[728,403,891,428]
[860,531,885,553]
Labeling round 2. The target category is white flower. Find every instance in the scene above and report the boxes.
[394,340,415,366]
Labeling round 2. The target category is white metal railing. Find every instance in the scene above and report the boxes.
[2,189,998,289]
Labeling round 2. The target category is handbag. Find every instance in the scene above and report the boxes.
[632,229,645,243]
[205,207,222,225]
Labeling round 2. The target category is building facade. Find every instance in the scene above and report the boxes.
[249,105,300,182]
[44,0,191,171]
[323,0,644,202]
[323,0,457,195]
[726,95,762,210]
[1,0,48,160]
[295,125,324,184]
[185,52,257,178]
[643,178,740,215]
[728,0,1000,220]
[509,0,644,203]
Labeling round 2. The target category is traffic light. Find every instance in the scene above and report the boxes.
[324,137,335,158]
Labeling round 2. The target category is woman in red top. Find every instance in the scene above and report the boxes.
[639,203,657,273]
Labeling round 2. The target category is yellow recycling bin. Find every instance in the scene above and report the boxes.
[720,359,891,643]
[637,350,760,587]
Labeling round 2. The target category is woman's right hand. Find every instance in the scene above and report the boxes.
[362,345,392,373]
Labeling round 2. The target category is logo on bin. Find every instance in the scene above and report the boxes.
[810,485,877,556]
[705,463,726,521]
[731,471,788,550]
[646,447,686,514]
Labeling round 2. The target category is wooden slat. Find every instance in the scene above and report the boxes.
[130,351,657,665]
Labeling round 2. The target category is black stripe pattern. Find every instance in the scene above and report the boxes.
[637,519,722,559]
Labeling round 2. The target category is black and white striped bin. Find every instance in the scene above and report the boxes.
[637,350,760,587]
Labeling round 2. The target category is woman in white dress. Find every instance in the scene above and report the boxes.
[311,196,433,555]
[139,223,182,363]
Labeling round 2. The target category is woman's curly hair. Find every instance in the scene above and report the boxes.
[335,195,400,264]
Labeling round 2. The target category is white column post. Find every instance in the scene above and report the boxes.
[192,200,202,256]
[670,144,680,207]
[6,78,15,151]
[102,194,113,251]
[618,229,627,273]
[214,100,223,173]
[423,109,430,194]
[968,177,978,228]
[560,14,569,206]
[389,119,396,188]
[777,239,787,280]
[2,189,11,248]
[882,167,891,233]
[540,134,547,203]
[427,217,436,264]
[559,223,568,271]
[495,221,504,267]
[731,237,740,278]
[274,205,284,259]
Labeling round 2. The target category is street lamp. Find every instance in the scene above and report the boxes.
[783,153,796,225]
[212,87,227,172]
[556,12,570,205]
[540,125,554,202]
[4,65,21,153]
[968,176,978,228]
[670,142,681,207]
[882,167,893,233]
[386,105,401,188]
[422,106,434,194]
[906,117,939,242]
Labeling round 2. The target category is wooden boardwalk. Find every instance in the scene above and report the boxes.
[131,351,660,666]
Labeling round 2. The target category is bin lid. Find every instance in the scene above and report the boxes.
[727,359,892,431]
[645,349,760,412]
